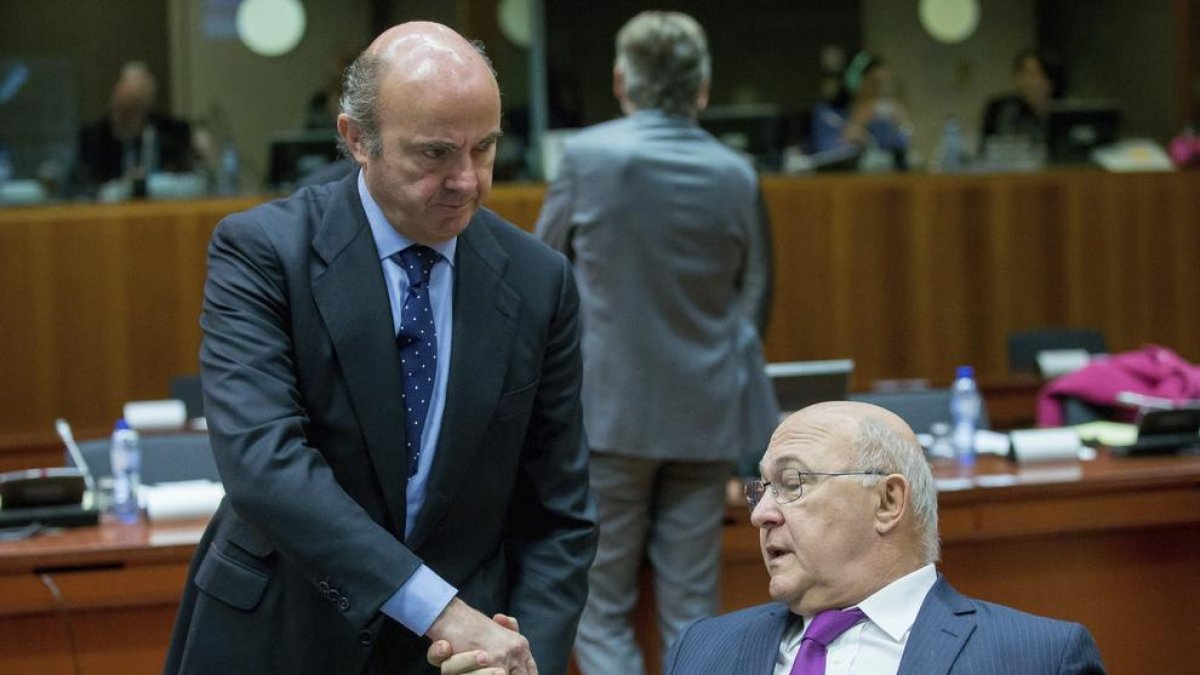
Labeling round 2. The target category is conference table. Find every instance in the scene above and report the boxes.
[2,448,1197,674]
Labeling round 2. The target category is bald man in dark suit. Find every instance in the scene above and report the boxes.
[165,22,595,675]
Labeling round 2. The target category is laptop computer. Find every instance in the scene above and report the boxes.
[766,359,854,414]
[1111,407,1200,456]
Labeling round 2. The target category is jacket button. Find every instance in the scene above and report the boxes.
[328,589,341,603]
[339,596,351,612]
[359,629,373,646]
[318,581,330,595]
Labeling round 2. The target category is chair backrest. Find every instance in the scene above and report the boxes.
[169,374,204,419]
[1008,328,1108,375]
[68,432,219,484]
[849,388,991,434]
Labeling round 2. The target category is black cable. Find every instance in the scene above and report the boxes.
[39,572,82,675]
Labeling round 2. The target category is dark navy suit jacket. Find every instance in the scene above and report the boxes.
[664,577,1106,674]
[164,174,596,675]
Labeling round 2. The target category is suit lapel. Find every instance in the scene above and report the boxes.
[408,213,519,550]
[739,604,793,675]
[897,577,977,675]
[310,176,409,537]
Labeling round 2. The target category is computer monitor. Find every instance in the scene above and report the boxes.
[766,359,854,413]
[699,103,785,171]
[1046,102,1122,165]
[266,130,341,190]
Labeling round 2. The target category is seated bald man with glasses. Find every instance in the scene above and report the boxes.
[664,401,1106,675]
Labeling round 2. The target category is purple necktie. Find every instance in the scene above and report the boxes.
[394,245,439,478]
[788,607,867,675]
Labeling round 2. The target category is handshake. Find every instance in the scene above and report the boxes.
[425,597,538,675]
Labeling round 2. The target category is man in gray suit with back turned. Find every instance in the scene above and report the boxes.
[536,11,778,674]
[664,401,1105,675]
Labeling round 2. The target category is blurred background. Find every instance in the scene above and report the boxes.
[0,0,1195,198]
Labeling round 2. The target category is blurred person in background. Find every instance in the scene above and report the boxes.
[70,62,194,197]
[979,49,1065,158]
[810,52,913,170]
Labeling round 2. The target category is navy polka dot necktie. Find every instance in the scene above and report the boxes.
[394,245,439,479]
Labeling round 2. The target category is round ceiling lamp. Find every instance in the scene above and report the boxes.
[237,0,307,57]
[498,0,532,48]
[919,0,981,45]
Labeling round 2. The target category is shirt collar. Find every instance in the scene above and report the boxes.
[358,170,458,265]
[782,563,938,649]
[856,563,938,642]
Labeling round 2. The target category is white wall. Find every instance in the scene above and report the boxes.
[862,0,1037,163]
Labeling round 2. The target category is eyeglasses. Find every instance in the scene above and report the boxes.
[744,468,888,509]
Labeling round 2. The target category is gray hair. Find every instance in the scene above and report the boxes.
[853,417,941,564]
[338,40,495,160]
[615,11,711,118]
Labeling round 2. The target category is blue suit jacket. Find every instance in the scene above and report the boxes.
[663,577,1106,675]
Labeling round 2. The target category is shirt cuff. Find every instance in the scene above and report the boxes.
[380,564,458,636]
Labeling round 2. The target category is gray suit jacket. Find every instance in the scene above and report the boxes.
[536,110,778,462]
[663,577,1106,674]
[164,174,596,675]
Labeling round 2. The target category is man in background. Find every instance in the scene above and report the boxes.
[71,62,193,196]
[664,401,1106,674]
[165,21,595,675]
[536,11,778,674]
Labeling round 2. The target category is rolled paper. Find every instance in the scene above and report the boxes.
[1009,427,1082,462]
[123,399,188,432]
[143,480,224,521]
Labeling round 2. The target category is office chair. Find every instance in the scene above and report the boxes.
[849,388,991,435]
[68,432,219,484]
[1007,328,1108,376]
[169,374,204,419]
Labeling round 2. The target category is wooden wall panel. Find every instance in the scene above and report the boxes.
[1,173,1198,444]
[0,198,260,440]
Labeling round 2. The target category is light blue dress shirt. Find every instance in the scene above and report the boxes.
[357,172,458,635]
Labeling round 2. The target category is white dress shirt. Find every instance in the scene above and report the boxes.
[774,564,938,675]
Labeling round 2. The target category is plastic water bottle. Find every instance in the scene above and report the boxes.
[939,116,965,172]
[0,145,12,203]
[950,365,981,468]
[217,141,240,196]
[109,418,142,523]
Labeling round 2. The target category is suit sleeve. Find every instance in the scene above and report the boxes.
[1056,623,1107,674]
[200,214,423,631]
[503,253,598,675]
[534,148,577,256]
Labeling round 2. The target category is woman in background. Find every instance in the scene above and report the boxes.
[979,49,1065,153]
[810,51,913,169]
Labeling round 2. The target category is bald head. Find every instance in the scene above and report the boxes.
[339,21,498,159]
[771,401,918,451]
[109,63,157,141]
[368,21,495,82]
[762,400,939,569]
[752,400,939,613]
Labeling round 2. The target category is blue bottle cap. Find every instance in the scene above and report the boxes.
[114,418,130,430]
[955,365,974,379]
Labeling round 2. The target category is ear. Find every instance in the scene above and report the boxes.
[336,113,368,165]
[612,64,626,107]
[874,474,909,536]
[696,80,710,114]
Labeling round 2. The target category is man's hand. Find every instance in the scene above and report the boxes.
[427,647,504,675]
[426,600,535,674]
